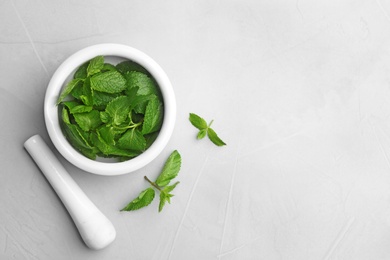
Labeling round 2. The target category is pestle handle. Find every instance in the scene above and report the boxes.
[24,135,116,250]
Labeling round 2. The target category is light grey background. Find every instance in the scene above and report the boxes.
[2,0,390,259]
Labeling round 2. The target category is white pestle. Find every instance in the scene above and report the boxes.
[24,135,116,250]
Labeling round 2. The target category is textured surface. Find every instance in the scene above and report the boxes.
[2,0,390,259]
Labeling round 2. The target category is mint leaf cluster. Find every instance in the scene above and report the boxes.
[121,150,182,212]
[189,113,226,146]
[57,56,163,161]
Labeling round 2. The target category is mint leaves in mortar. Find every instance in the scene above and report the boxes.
[57,56,163,161]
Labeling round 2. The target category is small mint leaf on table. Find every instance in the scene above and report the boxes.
[155,150,182,187]
[159,192,174,212]
[189,113,226,146]
[197,129,207,139]
[207,128,226,146]
[121,187,155,211]
[163,181,180,194]
[189,113,208,130]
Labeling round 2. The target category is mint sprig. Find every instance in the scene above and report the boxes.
[189,113,226,146]
[121,150,182,212]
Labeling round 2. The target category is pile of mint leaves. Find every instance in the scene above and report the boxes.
[57,56,163,161]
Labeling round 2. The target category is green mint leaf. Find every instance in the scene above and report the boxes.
[102,63,117,72]
[74,62,89,79]
[207,128,226,146]
[116,60,150,75]
[87,56,104,76]
[163,181,180,194]
[97,126,116,146]
[125,71,159,96]
[159,192,172,212]
[144,131,159,150]
[73,110,102,132]
[105,96,131,126]
[90,71,127,94]
[189,113,207,130]
[155,150,182,187]
[57,78,82,104]
[91,132,140,158]
[69,105,93,114]
[121,187,155,211]
[92,90,120,107]
[118,128,146,151]
[142,97,163,135]
[79,78,93,106]
[100,111,110,123]
[61,107,71,125]
[62,101,80,111]
[62,123,96,159]
[197,129,207,139]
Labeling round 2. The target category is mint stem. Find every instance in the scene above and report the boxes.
[208,120,214,128]
[114,121,142,131]
[144,176,161,191]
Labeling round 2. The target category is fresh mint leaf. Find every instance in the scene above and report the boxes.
[118,128,146,151]
[97,126,116,146]
[125,71,159,96]
[189,113,207,130]
[142,97,163,135]
[116,60,150,75]
[144,131,159,150]
[69,105,93,114]
[105,96,131,126]
[197,129,207,139]
[91,132,140,158]
[90,71,127,94]
[100,111,110,123]
[62,101,80,111]
[207,128,226,146]
[102,63,117,72]
[80,78,93,106]
[189,113,227,146]
[87,56,104,76]
[121,187,155,211]
[155,150,181,187]
[57,78,82,104]
[73,110,102,132]
[62,123,96,159]
[159,192,173,212]
[61,107,71,125]
[74,62,89,79]
[92,91,120,107]
[163,181,180,194]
